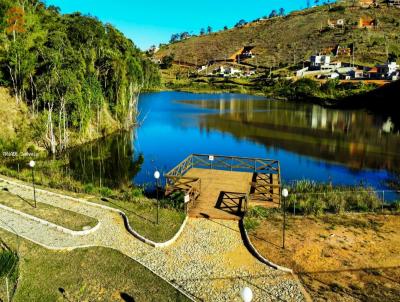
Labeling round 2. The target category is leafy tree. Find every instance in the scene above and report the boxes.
[160,54,174,69]
[169,33,180,43]
[269,10,278,18]
[180,32,190,40]
[0,0,160,154]
[234,19,247,28]
[279,8,285,16]
[223,25,228,31]
[207,25,212,34]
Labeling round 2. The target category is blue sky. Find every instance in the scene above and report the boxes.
[45,0,310,50]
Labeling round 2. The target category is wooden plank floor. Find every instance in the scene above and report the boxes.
[184,168,254,220]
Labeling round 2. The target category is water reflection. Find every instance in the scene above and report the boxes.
[66,132,143,189]
[181,99,400,173]
[61,92,399,193]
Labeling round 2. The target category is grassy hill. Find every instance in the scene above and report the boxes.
[157,1,400,68]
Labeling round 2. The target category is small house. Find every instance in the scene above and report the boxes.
[388,0,400,7]
[327,72,340,79]
[327,19,345,28]
[358,17,377,29]
[229,46,256,63]
[310,55,331,69]
[367,67,381,79]
[349,69,364,79]
[225,67,242,76]
[197,65,208,72]
[376,62,399,78]
[359,0,377,8]
[240,46,255,60]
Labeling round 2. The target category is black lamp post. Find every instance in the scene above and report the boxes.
[29,160,37,208]
[282,188,289,249]
[154,170,160,224]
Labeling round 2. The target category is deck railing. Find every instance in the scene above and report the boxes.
[165,154,280,177]
[165,154,281,207]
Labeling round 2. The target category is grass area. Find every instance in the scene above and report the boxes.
[284,180,393,215]
[0,229,190,302]
[0,189,98,231]
[0,245,19,301]
[0,171,186,243]
[87,197,186,243]
[245,208,400,302]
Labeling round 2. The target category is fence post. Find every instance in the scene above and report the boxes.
[293,199,296,216]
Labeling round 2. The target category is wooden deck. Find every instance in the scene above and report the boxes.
[164,154,281,221]
[185,169,251,220]
[184,168,279,220]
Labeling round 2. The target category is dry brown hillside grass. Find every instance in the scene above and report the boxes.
[157,2,400,67]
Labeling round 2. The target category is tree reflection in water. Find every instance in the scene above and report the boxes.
[67,131,143,189]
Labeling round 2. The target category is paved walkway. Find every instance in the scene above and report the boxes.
[0,177,307,302]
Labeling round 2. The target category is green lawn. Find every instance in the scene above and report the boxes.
[0,190,98,231]
[0,230,190,302]
[89,197,186,242]
[0,174,186,243]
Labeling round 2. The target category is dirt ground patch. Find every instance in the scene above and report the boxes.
[248,213,400,302]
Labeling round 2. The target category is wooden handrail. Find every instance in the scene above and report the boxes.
[165,154,281,209]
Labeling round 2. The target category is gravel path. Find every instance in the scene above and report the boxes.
[0,176,307,301]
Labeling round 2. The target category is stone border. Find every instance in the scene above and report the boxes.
[121,213,189,248]
[0,222,197,302]
[239,219,293,273]
[0,176,188,248]
[0,203,100,236]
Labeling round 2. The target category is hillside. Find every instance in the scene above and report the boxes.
[0,0,160,154]
[156,1,400,68]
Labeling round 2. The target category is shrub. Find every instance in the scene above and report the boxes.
[243,217,260,232]
[84,183,95,193]
[392,201,400,212]
[287,180,382,215]
[99,187,113,198]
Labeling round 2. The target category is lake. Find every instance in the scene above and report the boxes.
[67,91,400,199]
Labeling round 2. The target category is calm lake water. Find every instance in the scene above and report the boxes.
[67,91,400,198]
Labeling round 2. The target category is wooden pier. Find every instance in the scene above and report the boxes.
[165,154,281,220]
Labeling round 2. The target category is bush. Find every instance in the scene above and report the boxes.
[286,180,382,215]
[329,5,345,12]
[392,201,400,212]
[84,183,95,193]
[243,217,260,232]
[99,187,113,198]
